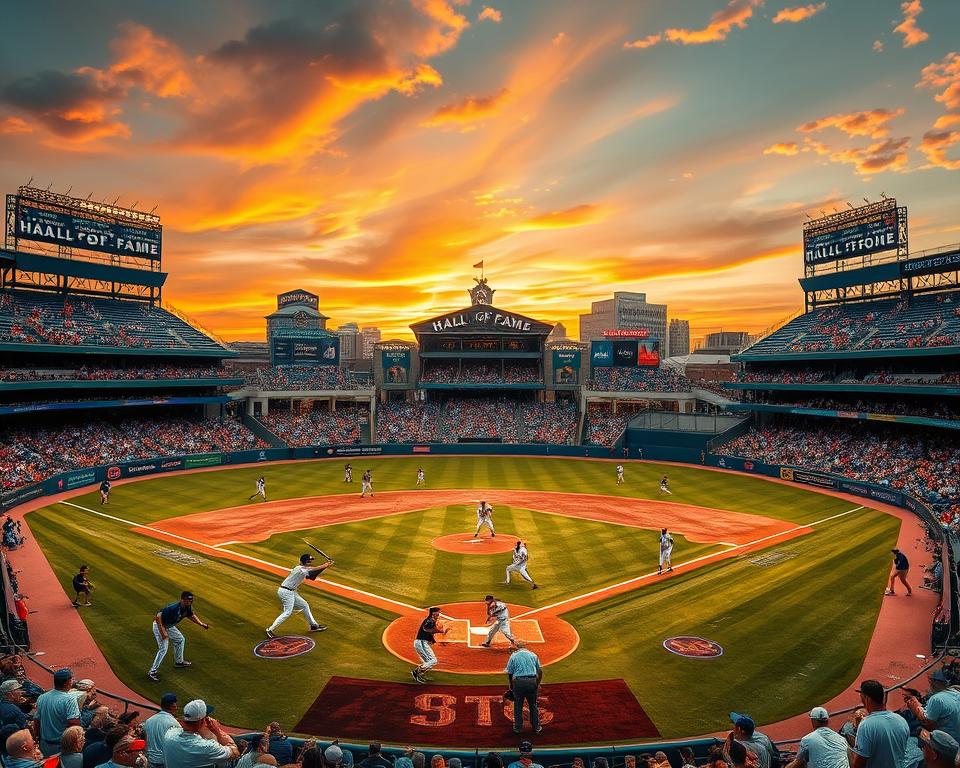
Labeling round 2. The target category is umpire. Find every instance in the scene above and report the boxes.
[505,644,543,735]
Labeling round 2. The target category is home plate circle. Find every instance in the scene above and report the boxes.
[431,533,519,554]
[382,601,579,675]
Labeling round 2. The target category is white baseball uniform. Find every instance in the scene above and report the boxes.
[505,544,535,585]
[250,478,266,500]
[267,564,319,633]
[416,469,425,486]
[659,532,674,570]
[344,466,352,483]
[660,477,672,495]
[361,471,373,497]
[616,465,624,485]
[474,504,495,536]
[484,600,516,646]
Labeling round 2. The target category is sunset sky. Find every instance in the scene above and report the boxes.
[1,0,958,344]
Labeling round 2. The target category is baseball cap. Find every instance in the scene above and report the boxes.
[300,554,316,564]
[180,591,194,601]
[485,594,494,601]
[182,699,213,721]
[53,668,73,685]
[930,669,949,682]
[857,679,885,703]
[160,693,177,708]
[809,707,829,720]
[920,730,960,761]
[0,680,21,694]
[518,742,533,754]
[324,745,343,765]
[114,736,147,754]
[729,713,755,733]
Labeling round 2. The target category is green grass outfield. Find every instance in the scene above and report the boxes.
[26,456,899,739]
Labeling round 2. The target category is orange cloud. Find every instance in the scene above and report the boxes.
[411,0,471,56]
[772,3,827,24]
[763,141,800,155]
[893,0,928,48]
[96,21,196,98]
[873,40,884,52]
[918,128,960,170]
[552,32,569,46]
[664,0,762,45]
[797,108,905,138]
[623,33,662,50]
[827,136,911,175]
[421,88,511,128]
[478,6,502,23]
[917,52,960,111]
[508,203,607,232]
[0,116,32,134]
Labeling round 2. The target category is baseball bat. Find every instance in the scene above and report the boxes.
[301,538,333,561]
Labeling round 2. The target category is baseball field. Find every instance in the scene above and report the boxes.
[25,456,901,744]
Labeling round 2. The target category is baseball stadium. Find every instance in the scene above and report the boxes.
[1,182,958,766]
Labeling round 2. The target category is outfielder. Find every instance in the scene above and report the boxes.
[265,553,333,637]
[503,541,538,590]
[473,501,495,538]
[344,464,352,483]
[99,480,111,505]
[616,465,624,485]
[148,591,209,682]
[481,594,518,649]
[416,468,425,487]
[361,469,374,497]
[658,528,674,575]
[412,606,448,683]
[659,475,672,495]
[249,476,266,502]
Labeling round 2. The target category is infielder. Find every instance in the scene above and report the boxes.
[416,468,425,487]
[361,469,374,497]
[616,465,624,485]
[481,594,518,649]
[503,541,538,590]
[265,553,333,637]
[659,475,672,495]
[412,606,448,683]
[99,480,111,505]
[658,528,674,575]
[249,476,266,502]
[148,591,209,682]
[344,464,352,483]
[473,501,495,538]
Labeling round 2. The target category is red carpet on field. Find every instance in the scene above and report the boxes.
[295,677,659,746]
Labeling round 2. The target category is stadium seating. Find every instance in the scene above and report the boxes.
[517,401,579,444]
[0,365,231,382]
[377,402,443,443]
[245,366,362,391]
[262,405,367,446]
[748,396,960,420]
[583,402,647,445]
[0,290,226,352]
[588,368,690,392]
[420,361,540,384]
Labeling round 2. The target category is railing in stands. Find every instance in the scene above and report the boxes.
[739,308,804,353]
[161,301,230,348]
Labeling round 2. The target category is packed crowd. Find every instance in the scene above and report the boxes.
[245,367,362,391]
[750,397,960,421]
[516,402,579,444]
[688,379,741,400]
[583,403,647,446]
[588,368,690,392]
[0,417,268,491]
[737,368,960,387]
[720,423,960,517]
[0,366,231,383]
[438,397,518,441]
[376,402,443,443]
[419,362,540,385]
[262,406,367,446]
[737,370,833,384]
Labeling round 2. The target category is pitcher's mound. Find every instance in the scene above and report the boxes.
[432,533,519,554]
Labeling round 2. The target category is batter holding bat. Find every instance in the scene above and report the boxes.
[265,548,333,638]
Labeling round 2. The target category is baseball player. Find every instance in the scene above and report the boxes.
[658,528,674,575]
[473,501,495,538]
[71,565,93,607]
[265,553,333,637]
[412,606,448,683]
[616,465,624,485]
[99,480,111,505]
[147,591,209,682]
[416,468,425,487]
[344,464,352,483]
[503,541,538,590]
[659,475,672,495]
[360,469,374,497]
[248,476,266,502]
[481,594,518,649]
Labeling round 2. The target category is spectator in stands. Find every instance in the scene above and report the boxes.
[506,742,543,768]
[95,732,148,768]
[904,670,960,741]
[678,748,696,768]
[235,735,268,768]
[430,756,444,768]
[161,700,238,768]
[482,755,503,768]
[84,708,116,747]
[592,759,609,768]
[784,707,848,768]
[447,760,461,768]
[143,694,180,768]
[266,723,292,766]
[851,679,909,768]
[919,730,959,768]
[81,723,124,768]
[0,681,27,730]
[359,743,392,768]
[322,746,344,768]
[726,714,778,768]
[35,668,81,756]
[59,726,85,768]
[5,729,42,768]
[727,742,749,768]
[393,757,413,768]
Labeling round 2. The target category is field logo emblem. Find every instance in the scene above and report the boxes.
[663,636,723,659]
[254,636,316,659]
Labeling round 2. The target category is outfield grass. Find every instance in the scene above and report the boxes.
[25,456,900,739]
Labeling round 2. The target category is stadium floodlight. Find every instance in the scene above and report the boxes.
[846,202,855,210]
[863,197,871,204]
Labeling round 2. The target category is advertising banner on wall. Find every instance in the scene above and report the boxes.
[637,341,660,367]
[803,200,901,266]
[272,337,339,365]
[381,348,411,385]
[590,341,613,367]
[552,349,581,385]
[15,200,162,259]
